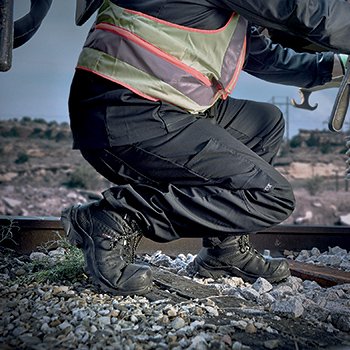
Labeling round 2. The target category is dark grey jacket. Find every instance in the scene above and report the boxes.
[113,0,350,52]
[112,0,350,88]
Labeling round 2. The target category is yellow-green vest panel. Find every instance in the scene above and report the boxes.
[77,0,247,113]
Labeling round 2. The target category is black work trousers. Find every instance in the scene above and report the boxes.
[79,95,295,243]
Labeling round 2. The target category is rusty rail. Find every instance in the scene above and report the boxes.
[0,216,350,254]
[1,215,350,286]
[288,260,350,287]
[1,215,349,254]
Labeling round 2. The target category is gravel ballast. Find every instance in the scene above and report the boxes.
[1,246,350,350]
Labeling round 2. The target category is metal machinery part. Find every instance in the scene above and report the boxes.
[329,56,350,132]
[0,0,14,71]
[0,0,53,71]
[264,27,350,133]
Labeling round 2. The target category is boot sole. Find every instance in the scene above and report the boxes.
[61,205,152,296]
[193,257,290,284]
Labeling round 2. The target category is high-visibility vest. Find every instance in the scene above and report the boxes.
[77,0,247,113]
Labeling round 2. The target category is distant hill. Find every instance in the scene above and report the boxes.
[0,117,349,224]
[0,117,71,142]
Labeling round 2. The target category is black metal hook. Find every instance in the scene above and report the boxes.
[290,88,318,111]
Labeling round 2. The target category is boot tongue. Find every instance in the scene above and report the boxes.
[204,234,251,250]
[203,237,223,247]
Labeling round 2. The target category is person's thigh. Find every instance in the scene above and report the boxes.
[213,98,285,163]
[84,115,286,193]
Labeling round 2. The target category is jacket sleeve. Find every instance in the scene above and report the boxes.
[243,27,334,88]
[215,0,350,54]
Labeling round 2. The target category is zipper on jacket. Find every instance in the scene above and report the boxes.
[222,37,247,98]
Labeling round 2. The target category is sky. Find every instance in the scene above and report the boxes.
[0,1,346,138]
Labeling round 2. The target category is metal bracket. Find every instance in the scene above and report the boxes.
[291,89,318,111]
[0,0,14,72]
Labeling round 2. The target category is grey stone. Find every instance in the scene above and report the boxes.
[59,320,73,331]
[270,285,294,299]
[340,260,350,271]
[252,277,273,294]
[240,287,260,301]
[258,293,276,305]
[2,196,22,208]
[188,333,208,349]
[331,312,350,332]
[48,247,66,258]
[311,247,321,256]
[204,305,219,316]
[295,249,310,262]
[12,326,26,337]
[98,316,111,327]
[339,213,350,226]
[283,276,303,293]
[171,317,186,330]
[263,339,280,349]
[232,341,243,350]
[316,254,342,267]
[29,252,47,261]
[271,297,304,318]
[302,280,322,290]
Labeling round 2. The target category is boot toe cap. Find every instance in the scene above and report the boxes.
[267,258,291,282]
[116,264,153,295]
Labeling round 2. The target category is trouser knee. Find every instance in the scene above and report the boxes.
[259,178,295,226]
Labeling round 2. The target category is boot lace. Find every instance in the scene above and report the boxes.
[238,234,263,258]
[238,235,250,253]
[102,214,143,264]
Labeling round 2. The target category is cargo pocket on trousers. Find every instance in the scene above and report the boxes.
[183,139,220,181]
[184,138,274,189]
[157,103,195,133]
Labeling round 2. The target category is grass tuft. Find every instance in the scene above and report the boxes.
[0,219,19,245]
[19,235,86,284]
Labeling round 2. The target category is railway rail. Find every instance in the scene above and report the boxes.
[1,215,350,287]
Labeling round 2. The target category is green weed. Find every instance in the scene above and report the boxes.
[19,235,86,284]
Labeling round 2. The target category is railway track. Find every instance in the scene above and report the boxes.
[1,215,350,349]
[1,215,350,287]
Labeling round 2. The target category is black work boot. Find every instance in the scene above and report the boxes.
[193,235,290,283]
[61,200,152,295]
